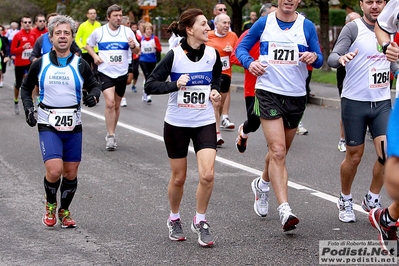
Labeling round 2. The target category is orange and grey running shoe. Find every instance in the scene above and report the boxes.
[58,209,76,228]
[42,202,57,227]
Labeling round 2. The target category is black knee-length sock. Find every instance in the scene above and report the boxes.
[43,176,61,204]
[60,177,77,210]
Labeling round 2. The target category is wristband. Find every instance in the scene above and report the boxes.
[382,42,390,54]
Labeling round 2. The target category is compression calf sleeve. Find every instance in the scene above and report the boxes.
[60,177,77,210]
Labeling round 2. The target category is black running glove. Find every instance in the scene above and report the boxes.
[25,107,37,127]
[83,94,97,107]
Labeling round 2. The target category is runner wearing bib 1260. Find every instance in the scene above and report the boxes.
[10,16,36,115]
[327,0,396,224]
[86,4,140,151]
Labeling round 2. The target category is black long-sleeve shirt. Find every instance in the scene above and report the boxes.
[144,39,222,95]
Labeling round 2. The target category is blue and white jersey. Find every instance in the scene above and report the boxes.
[87,24,138,78]
[235,11,323,97]
[41,33,53,56]
[257,12,307,96]
[140,35,157,63]
[165,45,217,127]
[37,53,84,126]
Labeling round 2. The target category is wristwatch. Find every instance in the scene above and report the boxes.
[382,42,390,54]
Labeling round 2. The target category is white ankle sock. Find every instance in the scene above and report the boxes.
[169,212,180,221]
[258,178,270,192]
[195,212,206,223]
[341,192,352,200]
[367,191,380,202]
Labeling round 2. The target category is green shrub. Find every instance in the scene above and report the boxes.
[297,7,348,26]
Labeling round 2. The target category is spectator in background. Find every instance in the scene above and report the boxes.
[208,2,228,30]
[242,11,258,31]
[335,11,361,153]
[30,14,48,40]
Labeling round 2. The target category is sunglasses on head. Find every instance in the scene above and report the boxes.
[23,21,32,24]
[218,8,227,11]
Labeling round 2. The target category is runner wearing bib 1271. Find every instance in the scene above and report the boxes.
[235,8,323,233]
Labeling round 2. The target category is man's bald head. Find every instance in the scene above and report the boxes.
[345,12,361,24]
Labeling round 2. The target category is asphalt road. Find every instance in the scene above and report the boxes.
[0,64,394,266]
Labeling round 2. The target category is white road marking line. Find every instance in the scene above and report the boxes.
[82,108,368,216]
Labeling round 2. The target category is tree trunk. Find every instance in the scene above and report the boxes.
[225,0,248,37]
[319,0,331,71]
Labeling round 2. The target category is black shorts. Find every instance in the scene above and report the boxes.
[14,64,31,89]
[98,72,128,98]
[220,74,231,93]
[341,98,391,146]
[254,89,306,129]
[163,122,217,159]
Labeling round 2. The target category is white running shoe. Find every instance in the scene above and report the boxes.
[105,135,116,151]
[251,177,269,217]
[361,194,381,213]
[278,203,299,233]
[221,117,235,129]
[14,103,19,115]
[142,93,148,102]
[296,122,308,135]
[337,196,356,223]
[120,97,127,107]
[337,139,346,152]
